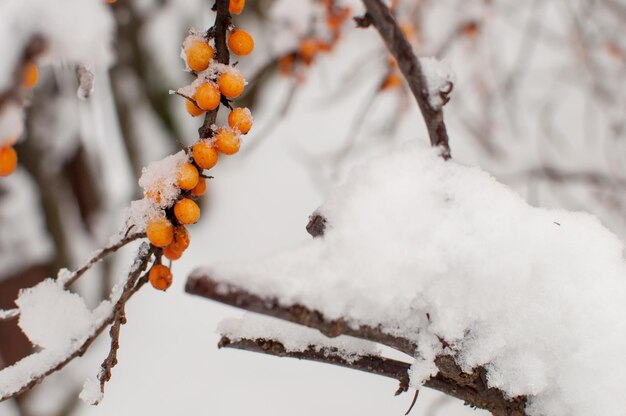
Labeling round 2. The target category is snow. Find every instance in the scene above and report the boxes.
[194,141,626,416]
[419,57,455,109]
[126,150,190,231]
[79,377,102,405]
[0,104,24,146]
[0,0,114,91]
[16,279,93,350]
[219,314,379,363]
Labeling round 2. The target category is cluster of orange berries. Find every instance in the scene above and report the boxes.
[0,62,39,178]
[279,0,351,78]
[146,0,254,291]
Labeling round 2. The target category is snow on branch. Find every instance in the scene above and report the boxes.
[187,142,626,416]
[0,243,153,403]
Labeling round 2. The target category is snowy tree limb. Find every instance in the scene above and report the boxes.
[186,274,527,415]
[0,244,153,403]
[357,0,451,159]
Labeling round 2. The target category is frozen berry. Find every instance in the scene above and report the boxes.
[217,71,245,99]
[228,29,254,56]
[146,217,174,248]
[191,177,207,196]
[22,62,38,89]
[186,99,205,117]
[229,0,245,14]
[192,140,218,170]
[174,198,200,224]
[186,40,214,72]
[177,163,199,190]
[194,83,221,111]
[149,264,173,291]
[228,107,253,134]
[214,128,240,155]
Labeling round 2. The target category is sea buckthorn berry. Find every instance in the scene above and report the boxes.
[217,71,245,99]
[146,217,174,247]
[22,62,38,89]
[177,163,199,190]
[214,128,240,155]
[229,0,245,14]
[228,29,254,56]
[299,39,319,64]
[149,264,173,291]
[186,40,214,72]
[0,146,17,177]
[228,107,253,134]
[191,177,207,196]
[174,198,201,224]
[192,140,218,169]
[186,99,205,117]
[171,226,190,251]
[381,73,402,90]
[163,245,183,261]
[194,83,221,111]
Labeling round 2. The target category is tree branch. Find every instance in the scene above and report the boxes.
[219,336,411,395]
[185,275,416,356]
[358,0,451,159]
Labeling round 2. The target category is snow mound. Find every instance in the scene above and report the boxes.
[16,279,92,351]
[196,142,626,416]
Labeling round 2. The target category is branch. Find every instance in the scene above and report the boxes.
[358,0,451,159]
[185,275,416,356]
[0,232,146,323]
[198,0,231,138]
[186,274,527,415]
[219,336,412,395]
[0,244,153,402]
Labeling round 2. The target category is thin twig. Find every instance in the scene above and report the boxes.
[358,0,451,159]
[219,336,411,394]
[198,0,231,138]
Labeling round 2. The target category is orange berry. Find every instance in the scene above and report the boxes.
[194,83,221,111]
[229,0,245,14]
[186,40,214,72]
[191,177,207,196]
[228,29,254,56]
[171,225,190,251]
[174,198,201,224]
[177,163,199,190]
[146,217,174,248]
[149,264,173,291]
[228,107,253,134]
[213,128,240,155]
[0,146,17,177]
[186,99,205,117]
[106,0,117,3]
[381,72,402,90]
[22,62,38,89]
[192,140,218,170]
[163,245,183,261]
[217,71,245,99]
[299,39,319,64]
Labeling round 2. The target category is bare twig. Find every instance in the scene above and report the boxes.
[219,336,411,394]
[358,0,451,159]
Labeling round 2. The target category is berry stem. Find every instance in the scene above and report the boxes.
[199,0,232,138]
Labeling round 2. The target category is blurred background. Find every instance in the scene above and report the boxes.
[1,0,625,414]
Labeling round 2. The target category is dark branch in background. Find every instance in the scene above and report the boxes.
[357,0,451,159]
[199,0,232,138]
